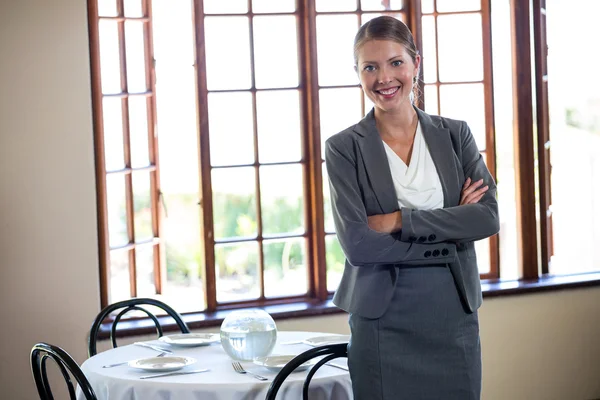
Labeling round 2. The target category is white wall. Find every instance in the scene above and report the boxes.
[0,1,599,400]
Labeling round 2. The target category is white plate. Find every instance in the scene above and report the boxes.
[128,356,197,372]
[159,333,220,347]
[303,335,350,347]
[253,355,318,372]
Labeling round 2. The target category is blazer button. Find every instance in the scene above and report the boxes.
[433,250,440,257]
[409,236,417,242]
[424,251,432,258]
[418,236,426,243]
[428,234,436,242]
[441,248,449,256]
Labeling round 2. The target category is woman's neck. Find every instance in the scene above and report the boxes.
[374,104,418,141]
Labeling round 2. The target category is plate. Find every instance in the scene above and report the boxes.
[253,355,318,372]
[303,335,350,347]
[128,356,197,372]
[158,333,220,347]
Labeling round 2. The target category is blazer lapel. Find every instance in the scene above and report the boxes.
[354,110,399,214]
[416,108,460,207]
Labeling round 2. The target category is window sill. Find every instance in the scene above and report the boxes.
[99,271,600,340]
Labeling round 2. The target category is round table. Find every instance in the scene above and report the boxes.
[78,331,352,400]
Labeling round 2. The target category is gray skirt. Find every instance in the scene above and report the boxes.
[347,265,481,400]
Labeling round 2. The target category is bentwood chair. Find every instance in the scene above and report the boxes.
[265,343,349,400]
[88,297,190,357]
[31,342,97,400]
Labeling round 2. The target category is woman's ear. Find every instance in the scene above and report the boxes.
[413,54,421,76]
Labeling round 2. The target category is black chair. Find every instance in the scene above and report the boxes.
[31,342,97,400]
[265,343,349,400]
[88,297,190,357]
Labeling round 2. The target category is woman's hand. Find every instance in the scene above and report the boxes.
[368,211,402,233]
[460,177,488,205]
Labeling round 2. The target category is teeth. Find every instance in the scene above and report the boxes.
[378,87,398,95]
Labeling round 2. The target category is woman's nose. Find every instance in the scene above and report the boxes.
[377,67,391,84]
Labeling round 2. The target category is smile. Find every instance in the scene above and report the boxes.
[376,86,399,96]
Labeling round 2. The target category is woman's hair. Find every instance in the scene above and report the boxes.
[353,16,420,102]
[353,16,419,65]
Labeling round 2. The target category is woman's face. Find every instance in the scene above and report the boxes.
[356,39,420,114]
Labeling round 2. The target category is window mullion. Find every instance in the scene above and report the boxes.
[192,0,217,311]
[301,0,328,301]
[481,0,499,279]
[533,0,553,275]
[144,0,162,293]
[509,0,539,279]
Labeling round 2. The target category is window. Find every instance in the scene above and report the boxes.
[88,0,598,317]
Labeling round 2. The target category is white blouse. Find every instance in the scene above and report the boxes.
[382,122,444,211]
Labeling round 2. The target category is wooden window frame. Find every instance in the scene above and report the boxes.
[89,0,507,314]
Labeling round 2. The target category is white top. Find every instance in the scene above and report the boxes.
[382,121,444,210]
[77,331,351,400]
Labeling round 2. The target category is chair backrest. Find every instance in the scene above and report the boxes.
[88,297,190,357]
[265,343,348,400]
[30,342,97,400]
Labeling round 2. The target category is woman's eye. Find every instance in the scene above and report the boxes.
[392,60,403,67]
[364,65,375,72]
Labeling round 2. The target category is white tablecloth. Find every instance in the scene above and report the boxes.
[78,331,352,400]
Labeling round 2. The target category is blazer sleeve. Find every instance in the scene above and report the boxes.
[399,121,500,244]
[325,136,457,267]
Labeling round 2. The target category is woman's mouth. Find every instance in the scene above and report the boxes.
[376,86,400,98]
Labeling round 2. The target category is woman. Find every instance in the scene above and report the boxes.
[325,16,500,399]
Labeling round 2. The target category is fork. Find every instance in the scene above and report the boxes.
[102,351,167,368]
[231,361,268,381]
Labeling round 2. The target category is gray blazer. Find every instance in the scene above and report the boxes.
[325,107,500,319]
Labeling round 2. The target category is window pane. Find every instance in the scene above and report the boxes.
[439,83,485,150]
[132,172,153,242]
[361,12,404,25]
[421,0,433,14]
[204,0,247,14]
[547,0,600,275]
[106,174,128,247]
[124,0,143,17]
[135,245,155,296]
[491,0,518,280]
[437,14,483,83]
[363,91,374,116]
[98,20,121,94]
[264,238,307,298]
[162,190,206,313]
[253,16,299,89]
[153,0,194,65]
[316,0,357,12]
[253,0,296,13]
[319,87,362,158]
[98,0,118,16]
[421,15,437,84]
[103,97,125,171]
[260,164,304,237]
[216,242,259,302]
[257,90,302,163]
[424,84,438,115]
[205,17,251,90]
[316,15,359,86]
[128,96,150,167]
[322,163,335,233]
[156,65,199,191]
[124,21,147,92]
[109,250,130,302]
[208,92,254,166]
[325,235,344,292]
[436,0,480,13]
[212,167,257,240]
[361,0,403,11]
[475,238,490,274]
